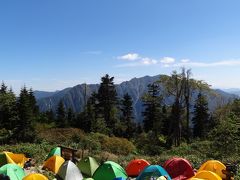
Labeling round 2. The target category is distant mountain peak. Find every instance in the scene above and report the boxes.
[36,74,238,122]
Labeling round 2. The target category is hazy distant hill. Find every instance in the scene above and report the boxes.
[36,75,238,122]
[222,88,240,97]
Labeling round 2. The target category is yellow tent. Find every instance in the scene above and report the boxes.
[23,173,48,180]
[198,160,226,179]
[3,151,29,168]
[43,155,65,174]
[190,170,222,180]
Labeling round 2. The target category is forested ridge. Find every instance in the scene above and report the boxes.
[1,69,240,162]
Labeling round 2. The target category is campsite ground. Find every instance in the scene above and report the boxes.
[1,128,240,179]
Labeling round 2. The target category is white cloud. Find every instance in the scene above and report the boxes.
[174,60,240,67]
[118,53,140,61]
[141,58,158,65]
[181,59,190,63]
[116,52,240,69]
[160,57,175,64]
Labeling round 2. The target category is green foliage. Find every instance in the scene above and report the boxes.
[210,115,240,159]
[142,83,163,134]
[15,86,37,143]
[192,92,210,138]
[97,74,118,134]
[56,100,67,128]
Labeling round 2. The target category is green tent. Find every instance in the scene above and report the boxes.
[93,161,128,180]
[57,160,83,180]
[46,147,61,160]
[0,164,25,180]
[78,157,99,177]
[0,153,7,167]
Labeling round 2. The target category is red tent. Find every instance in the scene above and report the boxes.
[126,159,150,177]
[163,158,195,180]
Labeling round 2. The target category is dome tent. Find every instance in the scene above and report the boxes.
[46,147,61,160]
[78,156,99,177]
[163,157,195,180]
[43,155,65,174]
[0,164,25,180]
[23,173,49,180]
[93,161,127,180]
[0,151,29,168]
[56,160,83,180]
[198,160,226,179]
[126,159,150,177]
[136,165,171,180]
[190,170,221,180]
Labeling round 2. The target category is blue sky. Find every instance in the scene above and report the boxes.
[1,0,240,93]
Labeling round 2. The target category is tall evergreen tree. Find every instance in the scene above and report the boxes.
[0,83,18,131]
[67,108,75,126]
[45,109,55,123]
[120,93,136,138]
[29,88,39,116]
[142,83,163,134]
[192,92,209,138]
[97,74,118,134]
[15,86,35,143]
[56,100,66,128]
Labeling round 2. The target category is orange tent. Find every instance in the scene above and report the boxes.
[23,173,48,180]
[198,160,226,179]
[43,155,65,174]
[190,170,222,180]
[125,159,150,177]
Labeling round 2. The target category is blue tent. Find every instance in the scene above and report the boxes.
[136,165,172,180]
[114,178,127,180]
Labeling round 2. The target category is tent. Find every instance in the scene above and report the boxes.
[113,178,127,180]
[93,161,128,180]
[163,157,195,180]
[0,164,25,180]
[78,157,99,177]
[198,160,226,179]
[46,147,61,160]
[136,165,172,180]
[126,159,150,177]
[56,160,83,180]
[0,151,29,168]
[23,173,49,180]
[190,170,221,180]
[43,155,65,174]
[157,176,167,180]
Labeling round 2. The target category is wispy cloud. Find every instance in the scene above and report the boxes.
[116,53,175,67]
[160,57,175,64]
[174,60,240,67]
[117,53,140,61]
[116,52,240,69]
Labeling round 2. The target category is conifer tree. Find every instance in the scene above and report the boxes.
[0,83,18,131]
[142,83,163,134]
[56,100,66,128]
[15,86,35,142]
[120,93,136,138]
[97,74,118,134]
[192,92,209,138]
[67,108,75,126]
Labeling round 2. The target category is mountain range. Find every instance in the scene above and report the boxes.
[35,75,239,122]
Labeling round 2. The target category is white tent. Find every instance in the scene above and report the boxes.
[57,160,83,180]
